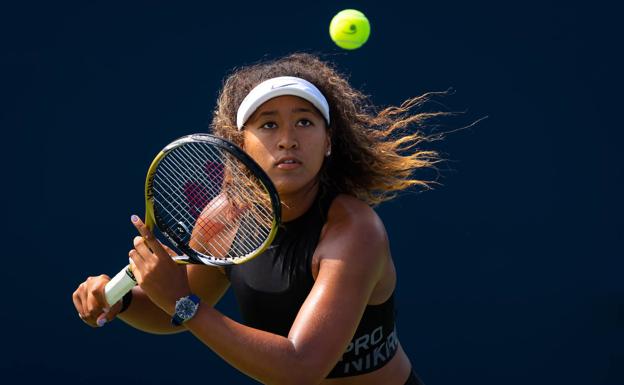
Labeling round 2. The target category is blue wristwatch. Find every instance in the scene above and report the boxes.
[171,294,201,326]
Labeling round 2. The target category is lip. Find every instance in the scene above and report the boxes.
[274,156,302,170]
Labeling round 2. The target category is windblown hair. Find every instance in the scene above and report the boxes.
[211,53,450,205]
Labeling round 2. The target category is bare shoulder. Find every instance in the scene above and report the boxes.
[325,194,387,239]
[317,194,389,265]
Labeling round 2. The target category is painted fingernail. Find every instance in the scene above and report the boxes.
[131,215,139,223]
[97,318,107,327]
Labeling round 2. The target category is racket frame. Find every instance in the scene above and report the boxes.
[104,133,281,306]
[146,134,281,266]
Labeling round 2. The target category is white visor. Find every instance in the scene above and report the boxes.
[236,76,330,129]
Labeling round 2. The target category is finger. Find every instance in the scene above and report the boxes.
[96,308,110,327]
[73,277,104,327]
[128,252,143,283]
[104,299,124,323]
[72,283,86,318]
[161,243,178,257]
[81,278,98,324]
[92,274,113,325]
[85,276,111,323]
[133,236,153,260]
[131,215,168,257]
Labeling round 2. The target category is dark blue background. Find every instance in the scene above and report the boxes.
[2,1,621,384]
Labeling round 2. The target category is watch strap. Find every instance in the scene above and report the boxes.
[118,290,133,314]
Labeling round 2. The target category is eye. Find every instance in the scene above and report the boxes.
[260,121,278,129]
[297,119,313,127]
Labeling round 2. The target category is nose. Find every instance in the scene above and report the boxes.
[277,126,298,150]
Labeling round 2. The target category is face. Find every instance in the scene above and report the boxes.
[242,95,330,197]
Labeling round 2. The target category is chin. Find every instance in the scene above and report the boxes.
[274,181,303,196]
[272,176,317,197]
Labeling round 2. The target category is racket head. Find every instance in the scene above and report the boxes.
[144,134,281,266]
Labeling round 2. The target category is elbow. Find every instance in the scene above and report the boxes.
[262,342,333,385]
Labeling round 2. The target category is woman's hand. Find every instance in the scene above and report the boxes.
[72,274,123,327]
[128,215,191,315]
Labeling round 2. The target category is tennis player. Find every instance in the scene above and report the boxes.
[73,53,446,385]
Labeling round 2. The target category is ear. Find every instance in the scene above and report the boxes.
[325,135,331,157]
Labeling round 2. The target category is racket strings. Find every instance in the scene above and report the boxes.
[184,143,273,227]
[156,150,236,255]
[154,162,244,259]
[178,145,273,253]
[155,156,249,258]
[183,143,274,232]
[152,142,274,261]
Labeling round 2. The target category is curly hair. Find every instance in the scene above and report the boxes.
[211,53,451,205]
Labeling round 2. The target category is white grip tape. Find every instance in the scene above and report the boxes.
[104,266,137,306]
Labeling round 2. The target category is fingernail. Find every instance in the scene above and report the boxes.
[97,318,107,327]
[131,215,139,223]
[102,307,110,313]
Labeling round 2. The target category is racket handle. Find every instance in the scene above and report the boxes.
[104,265,137,306]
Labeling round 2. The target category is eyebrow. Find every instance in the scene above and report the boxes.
[257,110,278,117]
[292,107,315,114]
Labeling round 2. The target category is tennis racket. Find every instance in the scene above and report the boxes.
[104,133,281,306]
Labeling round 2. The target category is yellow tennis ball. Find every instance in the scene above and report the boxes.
[329,9,370,50]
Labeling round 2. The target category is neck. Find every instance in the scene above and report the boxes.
[280,180,320,222]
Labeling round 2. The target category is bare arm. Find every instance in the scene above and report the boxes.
[117,265,230,334]
[152,197,389,384]
[73,260,230,333]
[73,198,232,331]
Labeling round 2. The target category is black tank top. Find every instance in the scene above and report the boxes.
[225,189,399,378]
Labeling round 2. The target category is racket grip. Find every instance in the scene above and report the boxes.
[104,265,137,306]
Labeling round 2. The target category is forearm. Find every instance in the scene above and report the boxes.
[185,306,325,385]
[116,287,185,335]
[115,265,229,335]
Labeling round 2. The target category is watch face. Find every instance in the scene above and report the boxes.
[176,298,198,319]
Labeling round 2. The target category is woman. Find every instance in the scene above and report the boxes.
[72,53,445,384]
